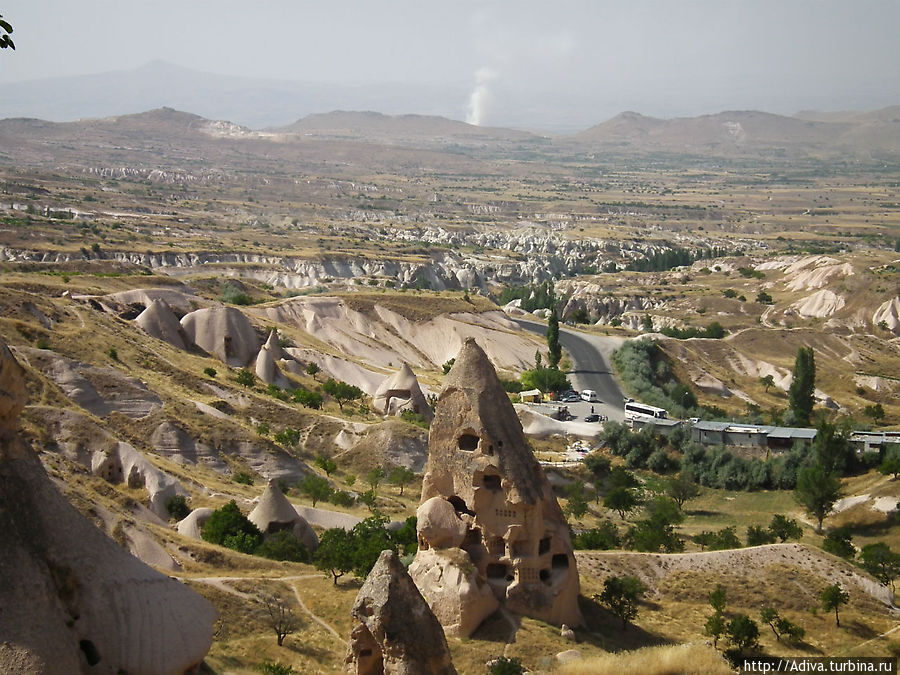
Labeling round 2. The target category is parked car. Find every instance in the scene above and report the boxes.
[581,389,600,402]
[584,413,600,422]
[560,394,581,402]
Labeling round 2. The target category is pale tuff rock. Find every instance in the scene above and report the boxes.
[415,497,467,549]
[177,507,215,539]
[372,363,434,422]
[344,550,456,675]
[254,330,290,387]
[0,339,215,674]
[135,298,189,349]
[407,548,498,638]
[873,296,900,334]
[411,338,581,636]
[180,305,261,367]
[248,480,319,552]
[0,340,26,428]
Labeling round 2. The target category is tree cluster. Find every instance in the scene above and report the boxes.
[313,515,417,585]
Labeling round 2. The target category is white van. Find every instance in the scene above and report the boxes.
[580,389,599,402]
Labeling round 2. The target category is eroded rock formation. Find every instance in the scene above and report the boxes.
[410,338,581,636]
[248,479,319,552]
[180,305,260,367]
[0,339,215,674]
[344,550,456,675]
[372,363,433,423]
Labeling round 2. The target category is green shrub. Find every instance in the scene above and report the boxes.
[106,347,119,361]
[221,286,253,305]
[165,494,191,520]
[255,531,310,563]
[292,387,323,409]
[488,656,525,675]
[235,369,256,387]
[258,661,293,675]
[203,366,217,378]
[201,500,262,553]
[233,471,254,485]
[400,409,430,428]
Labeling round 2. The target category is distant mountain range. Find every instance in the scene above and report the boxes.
[1,103,899,165]
[0,60,469,130]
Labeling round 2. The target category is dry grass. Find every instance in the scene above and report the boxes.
[557,642,733,675]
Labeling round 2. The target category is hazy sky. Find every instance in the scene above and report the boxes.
[2,0,899,125]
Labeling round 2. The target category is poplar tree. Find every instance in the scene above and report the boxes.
[789,346,816,426]
[547,310,562,369]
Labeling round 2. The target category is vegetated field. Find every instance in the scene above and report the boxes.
[1,108,898,673]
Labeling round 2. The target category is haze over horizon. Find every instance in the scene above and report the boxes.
[1,0,899,131]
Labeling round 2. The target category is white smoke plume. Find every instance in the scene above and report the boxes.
[466,67,497,126]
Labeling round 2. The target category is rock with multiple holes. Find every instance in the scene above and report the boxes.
[343,550,456,675]
[0,339,215,674]
[372,363,434,422]
[410,338,581,636]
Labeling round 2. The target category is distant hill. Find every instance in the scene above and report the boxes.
[571,107,900,158]
[274,110,540,144]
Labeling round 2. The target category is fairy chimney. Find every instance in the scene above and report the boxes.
[0,339,215,673]
[344,550,456,675]
[410,338,581,634]
[372,363,433,422]
[248,480,319,552]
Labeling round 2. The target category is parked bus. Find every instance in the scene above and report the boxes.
[624,401,668,420]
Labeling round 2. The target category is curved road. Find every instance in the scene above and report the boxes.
[513,318,627,423]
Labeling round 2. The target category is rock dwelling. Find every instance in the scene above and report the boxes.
[410,338,581,636]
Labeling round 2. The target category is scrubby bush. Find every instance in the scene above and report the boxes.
[235,369,256,387]
[255,531,310,563]
[201,500,263,553]
[203,366,217,378]
[233,471,254,485]
[573,520,620,550]
[165,494,191,520]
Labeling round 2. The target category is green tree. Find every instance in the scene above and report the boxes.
[298,474,333,507]
[878,445,900,479]
[597,575,646,629]
[746,525,776,546]
[604,487,640,519]
[726,614,760,653]
[366,466,386,493]
[819,583,849,627]
[627,497,684,553]
[565,480,590,520]
[388,466,416,496]
[760,607,805,643]
[788,346,816,426]
[349,516,398,579]
[0,14,13,50]
[794,462,843,532]
[255,531,310,563]
[322,378,363,411]
[547,310,562,368]
[201,500,263,553]
[666,472,700,509]
[314,455,337,477]
[864,403,885,421]
[573,520,620,550]
[305,362,320,378]
[769,514,803,543]
[704,612,727,649]
[519,367,571,394]
[608,466,640,489]
[859,542,900,591]
[760,374,775,392]
[823,528,855,559]
[314,527,356,584]
[704,585,728,648]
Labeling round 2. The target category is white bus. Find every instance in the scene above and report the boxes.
[624,401,668,420]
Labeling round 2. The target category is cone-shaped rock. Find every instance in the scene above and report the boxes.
[263,329,285,361]
[0,339,215,673]
[135,298,188,350]
[344,550,456,675]
[248,480,319,552]
[412,337,581,632]
[180,306,260,367]
[373,362,433,422]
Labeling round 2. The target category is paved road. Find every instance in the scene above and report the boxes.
[513,318,627,423]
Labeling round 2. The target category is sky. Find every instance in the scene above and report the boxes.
[1,0,899,128]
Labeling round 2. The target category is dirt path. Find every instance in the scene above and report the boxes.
[185,573,346,645]
[499,607,521,658]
